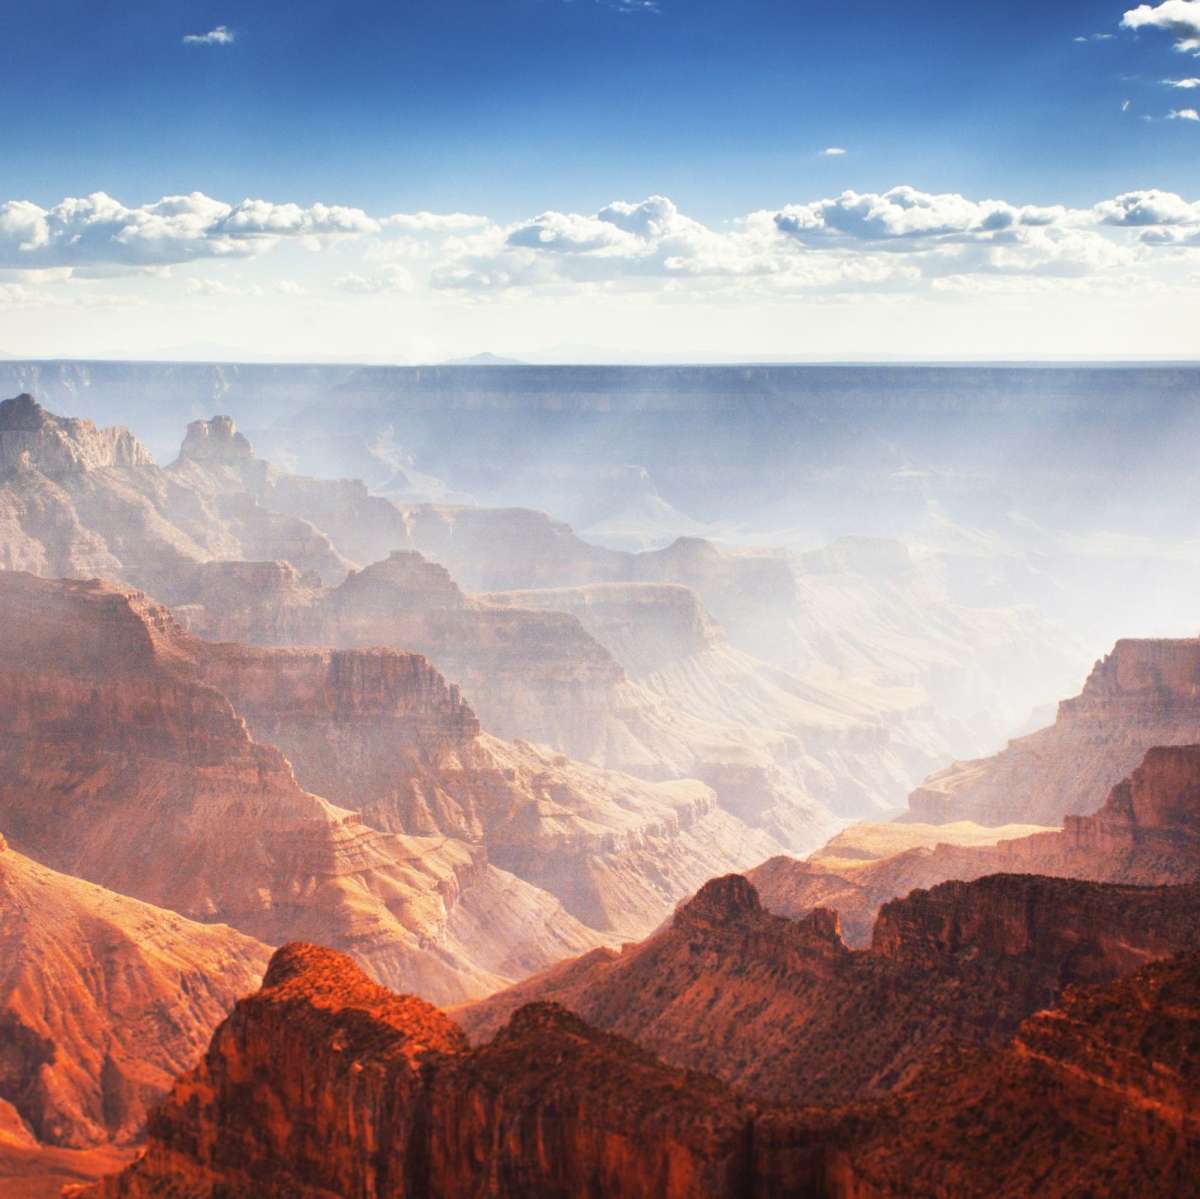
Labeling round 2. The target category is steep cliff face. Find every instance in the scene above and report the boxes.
[908,637,1200,825]
[0,571,599,1005]
[82,943,765,1199]
[0,394,152,475]
[171,414,415,569]
[195,631,775,939]
[457,872,1200,1109]
[0,839,269,1151]
[754,742,1200,945]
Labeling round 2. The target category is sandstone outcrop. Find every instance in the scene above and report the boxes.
[81,943,765,1199]
[908,635,1200,825]
[82,936,1200,1199]
[0,571,600,1005]
[835,950,1200,1197]
[457,872,1200,1108]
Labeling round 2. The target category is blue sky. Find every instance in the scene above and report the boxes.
[2,0,1199,359]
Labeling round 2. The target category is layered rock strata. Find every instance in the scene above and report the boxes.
[0,571,599,1005]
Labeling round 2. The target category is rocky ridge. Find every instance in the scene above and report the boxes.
[752,741,1200,944]
[456,871,1200,1108]
[82,936,1200,1198]
[908,636,1200,825]
[0,570,602,1005]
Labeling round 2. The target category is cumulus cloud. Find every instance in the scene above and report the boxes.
[1094,188,1200,224]
[0,192,385,273]
[772,187,1068,247]
[6,185,1200,303]
[182,25,235,46]
[1169,105,1200,117]
[1164,75,1200,84]
[1122,1,1200,51]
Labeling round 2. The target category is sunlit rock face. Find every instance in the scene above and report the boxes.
[456,872,1200,1109]
[832,950,1200,1198]
[0,569,787,1005]
[0,839,270,1150]
[751,742,1200,945]
[908,637,1200,826]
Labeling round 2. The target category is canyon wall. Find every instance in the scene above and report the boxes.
[908,637,1200,825]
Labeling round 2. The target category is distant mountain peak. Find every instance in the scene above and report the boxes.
[441,351,524,366]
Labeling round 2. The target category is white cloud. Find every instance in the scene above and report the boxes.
[1123,98,1133,109]
[772,187,1069,246]
[0,192,383,273]
[1169,105,1200,117]
[1094,188,1200,224]
[334,264,414,294]
[1074,32,1116,41]
[1164,75,1200,84]
[383,212,489,233]
[182,25,235,46]
[5,185,1200,306]
[1122,2,1200,51]
[821,147,848,156]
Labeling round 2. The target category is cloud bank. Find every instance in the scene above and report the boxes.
[2,185,1200,301]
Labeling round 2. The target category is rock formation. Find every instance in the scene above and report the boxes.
[81,937,1200,1199]
[908,636,1200,825]
[0,571,601,1005]
[834,949,1200,1197]
[0,395,352,594]
[752,741,1200,944]
[81,943,764,1199]
[456,872,1200,1108]
[0,837,270,1151]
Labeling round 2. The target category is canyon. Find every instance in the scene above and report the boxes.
[3,370,1200,1196]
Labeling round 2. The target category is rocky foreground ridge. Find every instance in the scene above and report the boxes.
[83,930,1200,1198]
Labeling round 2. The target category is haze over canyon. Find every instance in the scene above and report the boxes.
[0,361,1196,1195]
